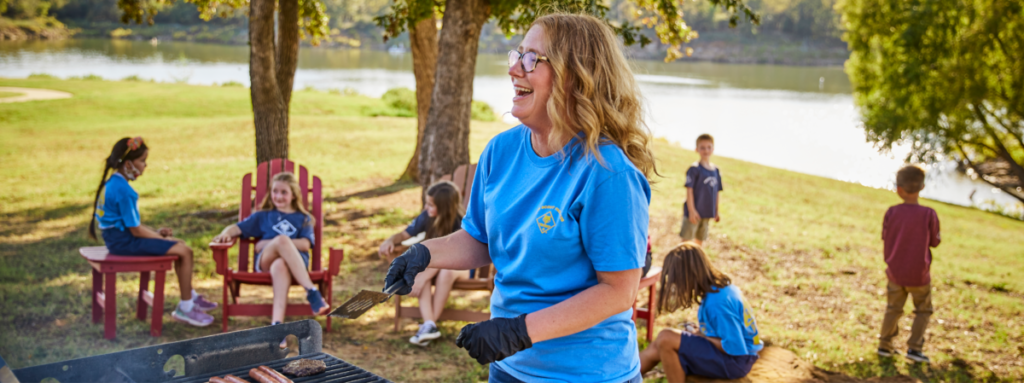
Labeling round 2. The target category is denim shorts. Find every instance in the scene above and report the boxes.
[253,250,310,272]
[102,228,176,256]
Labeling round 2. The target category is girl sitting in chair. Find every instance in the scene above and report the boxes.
[379,181,470,346]
[90,137,217,327]
[640,242,763,382]
[212,172,329,324]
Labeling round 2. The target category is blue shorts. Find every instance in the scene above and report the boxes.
[677,332,758,380]
[102,228,177,256]
[253,250,310,272]
[489,363,641,383]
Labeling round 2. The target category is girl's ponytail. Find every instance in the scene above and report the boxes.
[89,137,148,240]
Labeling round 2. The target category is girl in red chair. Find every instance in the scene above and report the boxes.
[212,172,329,324]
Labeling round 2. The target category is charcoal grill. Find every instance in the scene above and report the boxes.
[12,320,389,383]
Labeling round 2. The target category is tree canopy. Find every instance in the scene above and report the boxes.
[843,0,1024,202]
[376,0,759,62]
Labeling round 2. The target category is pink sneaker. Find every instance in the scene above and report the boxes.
[172,307,214,327]
[193,294,219,312]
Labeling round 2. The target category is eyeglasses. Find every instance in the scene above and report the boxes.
[508,50,549,73]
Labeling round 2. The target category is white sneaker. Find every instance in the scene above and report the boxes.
[409,323,441,345]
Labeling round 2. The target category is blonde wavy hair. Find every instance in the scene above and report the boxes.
[533,13,658,179]
[258,172,315,227]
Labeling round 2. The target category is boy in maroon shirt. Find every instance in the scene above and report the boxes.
[878,165,941,363]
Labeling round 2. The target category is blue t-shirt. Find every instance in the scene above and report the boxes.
[405,210,461,237]
[462,125,651,382]
[697,284,763,356]
[237,210,316,251]
[96,173,142,231]
[684,162,723,219]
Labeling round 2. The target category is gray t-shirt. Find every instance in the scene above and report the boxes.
[684,163,723,219]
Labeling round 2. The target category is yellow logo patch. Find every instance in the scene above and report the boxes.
[536,206,564,234]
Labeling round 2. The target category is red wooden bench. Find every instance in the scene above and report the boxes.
[633,266,662,342]
[80,246,177,340]
[210,159,344,332]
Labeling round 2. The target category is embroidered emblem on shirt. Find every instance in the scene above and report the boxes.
[536,206,564,234]
[703,176,718,190]
[272,219,298,237]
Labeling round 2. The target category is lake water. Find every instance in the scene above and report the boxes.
[1,38,1020,214]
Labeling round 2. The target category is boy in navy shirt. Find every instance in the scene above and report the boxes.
[681,134,723,246]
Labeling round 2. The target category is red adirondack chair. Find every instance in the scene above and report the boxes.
[209,159,344,332]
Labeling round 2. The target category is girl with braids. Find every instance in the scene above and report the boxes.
[212,172,329,324]
[378,181,470,346]
[90,137,217,327]
[639,242,763,382]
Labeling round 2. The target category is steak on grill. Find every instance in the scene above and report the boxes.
[282,358,327,377]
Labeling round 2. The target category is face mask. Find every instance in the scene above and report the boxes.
[124,161,139,181]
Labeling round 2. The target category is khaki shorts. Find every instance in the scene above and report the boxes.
[680,217,712,241]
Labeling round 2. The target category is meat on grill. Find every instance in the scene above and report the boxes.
[282,358,328,377]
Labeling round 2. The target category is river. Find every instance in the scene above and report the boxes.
[1,38,1020,214]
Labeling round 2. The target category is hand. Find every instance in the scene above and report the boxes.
[456,314,533,365]
[158,227,172,238]
[688,212,700,225]
[378,239,395,258]
[384,243,431,295]
[715,215,721,223]
[212,233,233,243]
[683,321,699,334]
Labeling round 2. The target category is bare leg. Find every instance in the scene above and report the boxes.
[639,335,663,374]
[269,258,292,323]
[656,329,685,382]
[165,240,194,300]
[259,235,315,289]
[411,268,440,322]
[432,269,470,321]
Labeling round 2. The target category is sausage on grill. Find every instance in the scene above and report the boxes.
[223,375,248,383]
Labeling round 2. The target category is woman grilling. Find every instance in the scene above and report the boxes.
[383,13,655,382]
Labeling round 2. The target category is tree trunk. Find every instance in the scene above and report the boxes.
[400,15,439,183]
[418,0,490,187]
[249,0,300,164]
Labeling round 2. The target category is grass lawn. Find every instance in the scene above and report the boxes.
[0,78,1021,382]
[0,91,23,99]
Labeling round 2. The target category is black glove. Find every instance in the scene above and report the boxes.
[456,314,533,365]
[383,243,431,295]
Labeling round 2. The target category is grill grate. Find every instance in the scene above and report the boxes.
[169,352,389,383]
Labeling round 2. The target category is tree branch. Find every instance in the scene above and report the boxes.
[955,141,1024,204]
[973,105,1024,186]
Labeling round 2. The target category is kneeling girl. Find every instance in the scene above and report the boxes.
[640,242,763,381]
[212,172,329,323]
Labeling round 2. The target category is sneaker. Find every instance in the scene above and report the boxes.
[306,288,330,316]
[172,307,214,327]
[906,349,930,363]
[409,323,441,345]
[193,294,219,312]
[877,347,899,357]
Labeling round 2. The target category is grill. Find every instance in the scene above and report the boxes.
[13,320,389,383]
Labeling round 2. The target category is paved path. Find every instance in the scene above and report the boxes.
[0,87,73,103]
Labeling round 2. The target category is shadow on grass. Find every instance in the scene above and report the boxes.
[326,180,419,204]
[832,354,1011,383]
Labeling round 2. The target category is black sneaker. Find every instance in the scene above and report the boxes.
[906,349,930,363]
[877,348,899,357]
